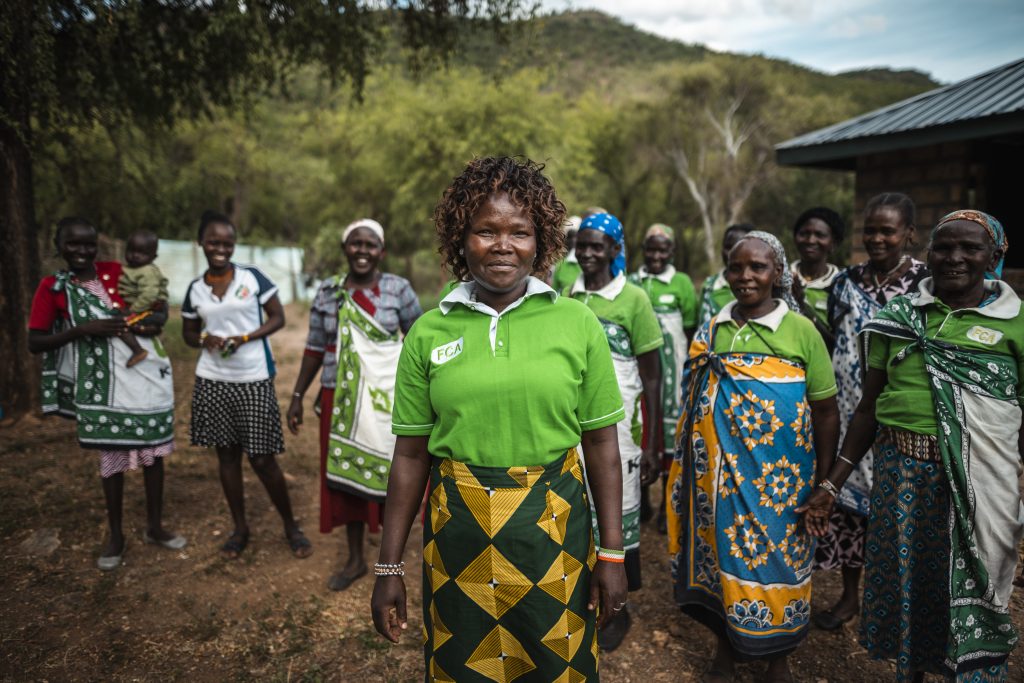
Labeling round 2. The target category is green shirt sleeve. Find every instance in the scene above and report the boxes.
[866,332,890,371]
[392,322,436,436]
[676,273,698,329]
[577,311,625,431]
[630,288,665,355]
[800,317,838,401]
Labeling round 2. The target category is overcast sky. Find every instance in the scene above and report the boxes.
[544,0,1024,83]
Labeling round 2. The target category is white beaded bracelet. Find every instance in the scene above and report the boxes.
[374,561,405,577]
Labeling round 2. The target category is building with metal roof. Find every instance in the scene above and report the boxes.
[776,57,1024,287]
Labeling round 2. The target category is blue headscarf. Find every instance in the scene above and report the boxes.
[579,212,626,277]
[932,209,1008,279]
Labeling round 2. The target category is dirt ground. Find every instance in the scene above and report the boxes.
[3,303,1024,682]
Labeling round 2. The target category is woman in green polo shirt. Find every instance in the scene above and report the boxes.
[800,210,1023,683]
[669,231,839,683]
[370,157,628,681]
[698,223,756,329]
[570,211,664,651]
[790,207,844,340]
[629,223,698,534]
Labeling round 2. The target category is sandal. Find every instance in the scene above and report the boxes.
[220,531,249,560]
[286,529,313,559]
[812,607,856,631]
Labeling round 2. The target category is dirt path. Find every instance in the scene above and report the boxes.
[2,304,1024,681]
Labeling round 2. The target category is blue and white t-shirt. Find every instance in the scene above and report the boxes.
[181,264,278,382]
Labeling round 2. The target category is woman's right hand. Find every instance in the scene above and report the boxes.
[589,559,628,628]
[796,488,835,537]
[77,318,126,337]
[371,575,408,643]
[286,397,303,434]
[202,334,226,351]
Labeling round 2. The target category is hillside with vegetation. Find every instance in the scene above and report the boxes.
[33,9,938,291]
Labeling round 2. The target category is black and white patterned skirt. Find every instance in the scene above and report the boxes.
[190,376,285,457]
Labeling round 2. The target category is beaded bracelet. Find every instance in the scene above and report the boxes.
[374,561,405,577]
[596,547,626,564]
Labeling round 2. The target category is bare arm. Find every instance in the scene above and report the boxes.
[287,354,324,434]
[28,319,126,353]
[371,435,431,643]
[637,348,663,486]
[580,424,629,627]
[808,395,840,485]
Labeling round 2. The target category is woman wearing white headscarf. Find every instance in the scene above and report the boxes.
[287,218,422,591]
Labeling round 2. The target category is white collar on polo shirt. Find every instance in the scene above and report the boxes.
[716,299,790,332]
[439,276,556,317]
[909,277,1021,319]
[569,272,627,300]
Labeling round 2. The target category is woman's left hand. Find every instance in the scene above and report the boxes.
[640,447,661,487]
[588,559,628,628]
[795,488,835,537]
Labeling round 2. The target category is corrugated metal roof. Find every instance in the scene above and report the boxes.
[776,57,1024,168]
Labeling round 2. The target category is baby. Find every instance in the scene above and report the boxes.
[117,230,169,367]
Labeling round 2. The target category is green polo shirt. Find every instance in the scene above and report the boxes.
[711,300,837,401]
[867,280,1024,435]
[552,257,582,294]
[392,277,625,467]
[791,262,840,329]
[629,266,699,329]
[568,274,664,358]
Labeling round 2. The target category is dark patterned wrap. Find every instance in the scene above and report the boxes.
[421,449,599,682]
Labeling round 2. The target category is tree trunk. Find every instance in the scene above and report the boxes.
[0,123,42,418]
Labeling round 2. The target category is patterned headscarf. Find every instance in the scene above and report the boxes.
[644,223,675,243]
[932,209,1007,279]
[343,218,384,246]
[580,212,626,277]
[734,230,801,313]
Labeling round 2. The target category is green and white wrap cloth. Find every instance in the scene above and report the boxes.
[864,297,1023,672]
[41,272,174,448]
[325,291,403,501]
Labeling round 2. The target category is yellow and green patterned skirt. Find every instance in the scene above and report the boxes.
[423,448,599,682]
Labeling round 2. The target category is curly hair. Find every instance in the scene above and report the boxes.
[433,156,567,281]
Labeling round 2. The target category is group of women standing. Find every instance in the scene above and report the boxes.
[28,156,1024,682]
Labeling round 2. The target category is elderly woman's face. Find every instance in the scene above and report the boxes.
[726,238,780,309]
[928,220,997,297]
[59,224,98,272]
[643,234,673,275]
[344,227,384,277]
[464,192,536,294]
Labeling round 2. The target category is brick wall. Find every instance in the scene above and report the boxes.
[851,141,973,264]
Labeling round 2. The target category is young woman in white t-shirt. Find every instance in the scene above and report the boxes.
[181,211,312,560]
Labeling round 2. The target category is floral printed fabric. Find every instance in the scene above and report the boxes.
[863,296,1021,674]
[667,318,817,658]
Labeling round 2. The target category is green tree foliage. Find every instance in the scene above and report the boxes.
[0,0,532,417]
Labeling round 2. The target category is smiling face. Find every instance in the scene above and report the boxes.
[200,222,236,271]
[928,220,998,299]
[726,238,781,311]
[59,223,98,274]
[794,217,835,266]
[575,228,619,277]
[344,227,384,278]
[863,206,913,268]
[464,192,536,294]
[643,234,673,275]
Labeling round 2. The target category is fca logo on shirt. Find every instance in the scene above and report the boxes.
[430,337,464,365]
